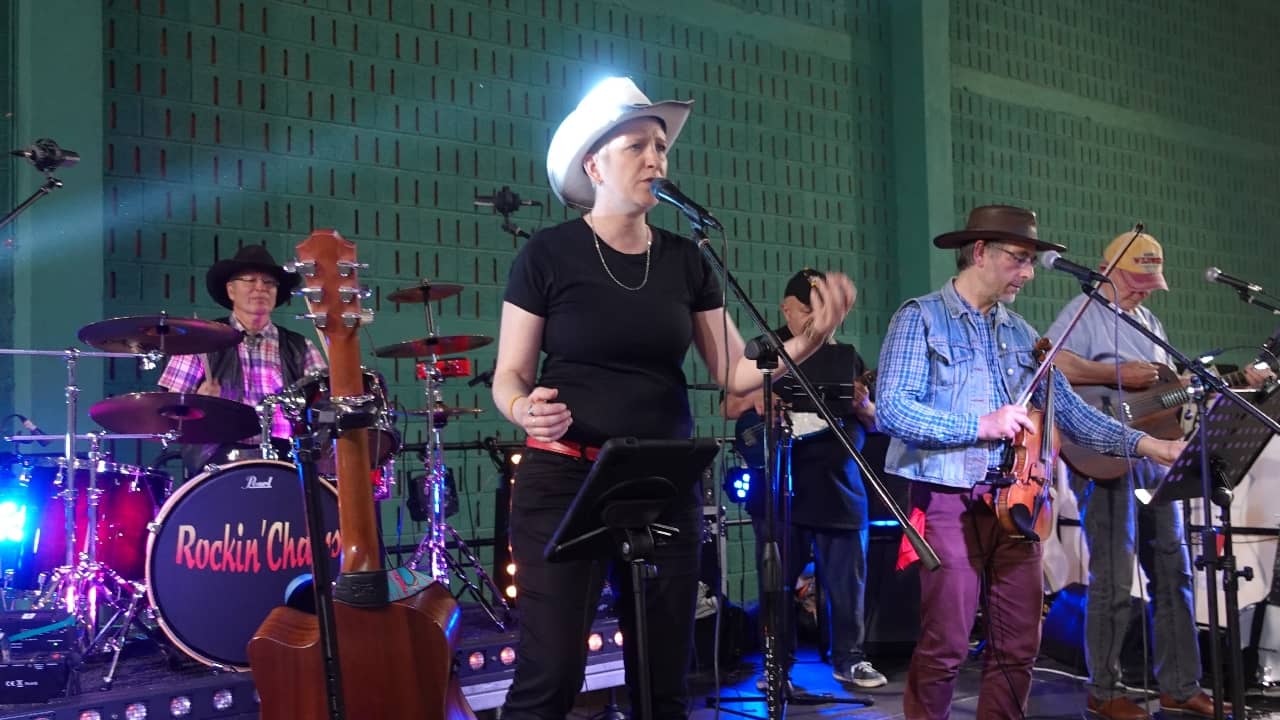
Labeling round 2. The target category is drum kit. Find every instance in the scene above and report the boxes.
[0,278,506,676]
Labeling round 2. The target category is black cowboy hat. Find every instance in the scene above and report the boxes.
[205,244,300,309]
[932,205,1066,253]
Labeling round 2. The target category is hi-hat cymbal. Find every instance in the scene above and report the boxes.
[387,282,464,304]
[79,316,242,355]
[374,335,493,358]
[90,392,259,444]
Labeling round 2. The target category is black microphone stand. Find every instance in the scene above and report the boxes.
[0,171,64,235]
[1078,282,1280,720]
[691,221,939,720]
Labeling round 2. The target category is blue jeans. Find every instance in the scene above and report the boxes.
[752,517,869,671]
[1072,467,1202,702]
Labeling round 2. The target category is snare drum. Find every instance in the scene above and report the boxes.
[146,460,340,669]
[32,458,165,582]
[290,369,401,474]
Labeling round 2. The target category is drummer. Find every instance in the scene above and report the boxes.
[158,245,327,475]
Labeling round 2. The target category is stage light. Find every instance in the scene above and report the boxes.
[587,633,604,652]
[168,695,192,716]
[723,468,752,503]
[505,562,516,576]
[0,500,28,542]
[613,630,624,647]
[504,584,517,599]
[499,646,516,665]
[509,452,522,466]
[467,651,486,671]
[78,711,102,720]
[212,688,234,711]
[869,519,899,528]
[124,702,148,719]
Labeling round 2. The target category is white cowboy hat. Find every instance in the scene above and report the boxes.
[546,77,692,209]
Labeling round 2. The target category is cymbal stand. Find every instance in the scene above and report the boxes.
[402,306,512,629]
[0,346,163,658]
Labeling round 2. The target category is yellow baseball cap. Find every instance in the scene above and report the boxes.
[1103,232,1168,292]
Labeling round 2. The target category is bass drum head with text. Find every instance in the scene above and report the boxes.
[146,460,340,669]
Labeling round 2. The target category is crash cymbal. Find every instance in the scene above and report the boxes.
[374,335,493,358]
[90,392,259,444]
[400,406,485,421]
[79,315,242,355]
[386,282,464,304]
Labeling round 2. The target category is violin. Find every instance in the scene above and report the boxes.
[989,338,1060,542]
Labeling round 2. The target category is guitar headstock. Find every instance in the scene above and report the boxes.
[290,229,371,397]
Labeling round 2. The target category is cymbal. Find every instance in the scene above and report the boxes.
[79,315,242,355]
[400,406,485,421]
[387,282,464,304]
[374,335,493,358]
[90,392,259,444]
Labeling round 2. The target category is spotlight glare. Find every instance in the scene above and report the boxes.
[613,630,624,647]
[0,501,27,542]
[499,646,517,665]
[504,584,517,599]
[169,695,193,716]
[505,562,517,576]
[587,633,603,652]
[509,452,523,465]
[124,702,148,720]
[467,651,485,671]
[212,688,234,711]
[78,712,102,720]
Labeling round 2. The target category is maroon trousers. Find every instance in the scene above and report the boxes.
[904,482,1044,720]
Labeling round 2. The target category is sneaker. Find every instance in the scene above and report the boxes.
[834,661,887,688]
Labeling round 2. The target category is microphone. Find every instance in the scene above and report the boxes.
[15,414,50,446]
[1039,251,1110,285]
[1205,267,1264,295]
[11,138,80,173]
[650,179,723,231]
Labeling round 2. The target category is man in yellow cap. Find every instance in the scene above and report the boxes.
[1047,231,1267,719]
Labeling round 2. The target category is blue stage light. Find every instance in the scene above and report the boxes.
[0,499,28,543]
[723,468,752,504]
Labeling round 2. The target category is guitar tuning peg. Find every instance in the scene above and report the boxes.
[295,312,328,329]
[338,285,373,303]
[285,259,317,277]
[340,311,365,328]
[295,287,323,301]
[335,260,368,278]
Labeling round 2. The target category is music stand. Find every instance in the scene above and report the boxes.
[545,437,719,720]
[1146,386,1280,505]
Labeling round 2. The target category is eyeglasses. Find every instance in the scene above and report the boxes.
[990,245,1037,269]
[231,275,279,289]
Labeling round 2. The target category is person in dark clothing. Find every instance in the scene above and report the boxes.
[158,245,326,475]
[725,268,886,690]
[491,77,855,720]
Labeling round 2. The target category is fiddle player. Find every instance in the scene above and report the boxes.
[158,245,326,476]
[1046,232,1269,719]
[875,206,1185,719]
[723,268,886,690]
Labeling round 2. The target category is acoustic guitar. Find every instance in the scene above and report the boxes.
[1060,364,1251,480]
[248,230,475,720]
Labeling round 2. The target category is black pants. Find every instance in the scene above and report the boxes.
[501,450,702,720]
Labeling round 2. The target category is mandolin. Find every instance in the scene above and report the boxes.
[248,230,475,720]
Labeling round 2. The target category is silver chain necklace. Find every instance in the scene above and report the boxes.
[589,217,652,291]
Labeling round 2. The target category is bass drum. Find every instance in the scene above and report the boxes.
[146,460,340,669]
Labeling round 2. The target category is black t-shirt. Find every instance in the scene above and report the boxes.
[504,218,723,446]
[745,327,869,530]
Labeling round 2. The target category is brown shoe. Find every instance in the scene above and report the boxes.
[1159,692,1232,717]
[1087,695,1151,720]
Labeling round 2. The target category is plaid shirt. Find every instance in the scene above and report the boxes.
[158,317,327,438]
[877,286,1142,471]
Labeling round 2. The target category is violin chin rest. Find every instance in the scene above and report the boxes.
[1008,505,1041,543]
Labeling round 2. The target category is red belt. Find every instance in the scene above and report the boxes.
[525,438,601,462]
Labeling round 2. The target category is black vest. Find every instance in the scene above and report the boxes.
[180,318,310,476]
